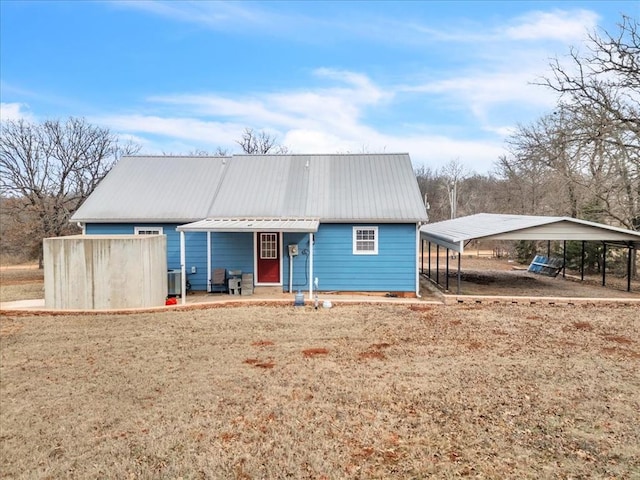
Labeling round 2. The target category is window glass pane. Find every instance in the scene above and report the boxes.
[260,234,277,259]
[354,227,377,254]
[135,227,162,235]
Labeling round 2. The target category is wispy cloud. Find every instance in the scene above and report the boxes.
[115,1,598,47]
[112,0,315,37]
[504,10,598,42]
[94,67,509,171]
[5,2,607,173]
[0,102,35,122]
[146,68,390,136]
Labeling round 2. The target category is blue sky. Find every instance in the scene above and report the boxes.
[1,1,637,172]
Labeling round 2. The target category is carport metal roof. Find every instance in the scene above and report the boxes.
[420,213,640,253]
[177,218,319,232]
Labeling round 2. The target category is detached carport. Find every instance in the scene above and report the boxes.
[420,213,640,294]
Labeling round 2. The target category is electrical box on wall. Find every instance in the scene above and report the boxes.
[288,244,299,256]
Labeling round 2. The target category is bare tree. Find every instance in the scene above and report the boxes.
[496,15,640,229]
[235,128,288,154]
[0,117,140,266]
[188,147,229,157]
[541,15,639,137]
[439,158,467,219]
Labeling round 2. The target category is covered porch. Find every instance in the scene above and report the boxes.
[176,218,319,305]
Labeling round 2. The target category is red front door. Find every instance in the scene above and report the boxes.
[257,232,280,283]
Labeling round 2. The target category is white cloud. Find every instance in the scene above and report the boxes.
[504,10,598,42]
[148,68,390,141]
[85,5,604,173]
[93,114,246,151]
[396,12,596,131]
[96,67,519,172]
[0,102,35,122]
[283,127,504,172]
[112,0,310,36]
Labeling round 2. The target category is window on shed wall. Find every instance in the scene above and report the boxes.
[134,226,164,235]
[353,226,378,255]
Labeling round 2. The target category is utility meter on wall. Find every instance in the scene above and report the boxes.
[288,244,299,256]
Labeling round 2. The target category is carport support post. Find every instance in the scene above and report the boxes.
[457,252,461,294]
[421,238,424,274]
[428,242,431,279]
[445,248,450,291]
[602,242,607,287]
[562,240,566,278]
[180,231,186,306]
[627,245,632,292]
[436,244,440,286]
[581,241,585,281]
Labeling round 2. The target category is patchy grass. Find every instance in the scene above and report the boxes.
[1,303,639,479]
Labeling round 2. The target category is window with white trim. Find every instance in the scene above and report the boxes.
[353,226,378,255]
[260,233,278,259]
[134,226,163,235]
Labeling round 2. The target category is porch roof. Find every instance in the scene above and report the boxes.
[177,218,320,233]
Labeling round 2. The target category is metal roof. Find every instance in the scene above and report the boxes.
[420,213,640,252]
[177,218,319,232]
[71,153,428,223]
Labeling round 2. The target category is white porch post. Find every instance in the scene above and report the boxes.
[180,231,186,305]
[207,231,212,293]
[308,232,314,300]
[415,225,421,297]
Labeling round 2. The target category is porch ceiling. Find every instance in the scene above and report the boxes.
[177,218,320,233]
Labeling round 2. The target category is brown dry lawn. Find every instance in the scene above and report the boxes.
[0,266,43,303]
[1,302,639,479]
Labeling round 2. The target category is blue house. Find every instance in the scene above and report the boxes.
[71,153,428,300]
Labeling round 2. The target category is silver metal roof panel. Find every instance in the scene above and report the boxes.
[71,156,230,223]
[420,213,640,252]
[72,153,428,223]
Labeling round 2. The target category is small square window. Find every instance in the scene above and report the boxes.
[353,226,378,255]
[134,226,163,235]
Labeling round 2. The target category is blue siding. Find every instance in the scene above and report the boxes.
[85,222,417,292]
[210,232,254,277]
[313,223,416,292]
[283,232,313,292]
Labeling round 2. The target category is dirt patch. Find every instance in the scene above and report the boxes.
[302,347,329,357]
[358,350,386,360]
[423,257,639,298]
